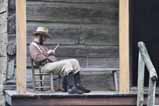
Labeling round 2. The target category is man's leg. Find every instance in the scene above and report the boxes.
[41,60,83,94]
[61,59,90,93]
[67,59,90,93]
[61,59,80,92]
[62,75,68,92]
[41,61,73,91]
[66,72,83,94]
[74,72,91,93]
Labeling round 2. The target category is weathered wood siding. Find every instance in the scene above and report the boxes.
[0,0,8,105]
[7,0,119,91]
[8,0,119,67]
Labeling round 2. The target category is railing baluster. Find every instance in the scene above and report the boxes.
[137,52,145,106]
[147,78,157,106]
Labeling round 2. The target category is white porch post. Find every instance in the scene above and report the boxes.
[16,0,27,94]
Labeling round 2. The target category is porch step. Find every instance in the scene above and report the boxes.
[5,90,159,106]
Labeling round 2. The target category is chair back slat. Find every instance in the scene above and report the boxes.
[30,58,44,91]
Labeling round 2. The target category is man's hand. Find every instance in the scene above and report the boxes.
[47,44,60,55]
[47,49,55,55]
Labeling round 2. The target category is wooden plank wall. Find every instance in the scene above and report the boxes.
[0,0,8,105]
[7,0,119,91]
[8,0,119,68]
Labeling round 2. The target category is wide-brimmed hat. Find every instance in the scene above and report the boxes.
[33,27,49,37]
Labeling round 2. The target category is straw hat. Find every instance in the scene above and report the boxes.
[33,27,49,37]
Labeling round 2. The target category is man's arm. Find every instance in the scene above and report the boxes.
[29,44,48,63]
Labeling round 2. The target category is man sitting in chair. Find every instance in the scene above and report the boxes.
[29,26,90,94]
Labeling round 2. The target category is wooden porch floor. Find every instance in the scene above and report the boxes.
[5,90,124,96]
[5,90,159,106]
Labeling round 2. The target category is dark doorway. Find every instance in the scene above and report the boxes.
[130,0,159,86]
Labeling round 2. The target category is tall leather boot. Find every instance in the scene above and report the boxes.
[67,72,83,94]
[62,76,68,92]
[74,72,91,93]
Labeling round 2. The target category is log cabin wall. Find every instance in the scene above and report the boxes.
[7,0,119,91]
[0,0,8,105]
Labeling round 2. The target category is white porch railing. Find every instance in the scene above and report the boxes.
[137,41,158,106]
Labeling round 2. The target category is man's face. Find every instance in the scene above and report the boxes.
[39,35,47,45]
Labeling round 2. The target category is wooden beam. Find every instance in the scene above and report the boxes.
[119,0,130,93]
[16,0,27,94]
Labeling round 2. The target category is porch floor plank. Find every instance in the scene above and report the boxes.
[5,90,159,106]
[5,90,135,97]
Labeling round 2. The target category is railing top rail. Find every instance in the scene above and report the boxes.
[138,41,158,81]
